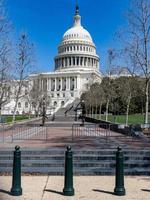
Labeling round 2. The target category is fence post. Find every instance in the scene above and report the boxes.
[10,145,22,196]
[72,125,74,143]
[63,146,74,196]
[114,146,126,196]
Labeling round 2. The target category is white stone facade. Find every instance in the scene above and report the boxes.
[1,5,102,115]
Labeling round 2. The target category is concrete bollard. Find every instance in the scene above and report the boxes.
[10,145,22,196]
[63,146,74,196]
[114,146,126,196]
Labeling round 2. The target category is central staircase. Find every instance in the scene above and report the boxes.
[51,98,80,122]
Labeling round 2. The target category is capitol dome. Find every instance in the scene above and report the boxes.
[63,22,93,43]
[54,5,99,72]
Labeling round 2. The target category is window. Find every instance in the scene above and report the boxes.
[57,93,60,97]
[16,111,19,115]
[32,102,35,108]
[61,101,65,107]
[18,102,21,108]
[63,93,65,97]
[54,101,57,106]
[25,89,28,95]
[25,102,28,108]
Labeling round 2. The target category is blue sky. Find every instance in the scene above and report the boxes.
[7,0,130,73]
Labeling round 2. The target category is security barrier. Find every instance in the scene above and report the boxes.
[8,146,126,197]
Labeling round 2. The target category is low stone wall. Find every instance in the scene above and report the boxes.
[84,116,131,136]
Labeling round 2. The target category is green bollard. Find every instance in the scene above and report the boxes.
[63,146,74,196]
[114,146,126,196]
[10,145,22,196]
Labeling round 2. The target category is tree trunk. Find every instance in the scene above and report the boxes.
[145,80,149,124]
[92,106,94,118]
[91,105,92,118]
[95,102,97,119]
[99,102,102,120]
[28,103,31,119]
[105,99,109,121]
[126,93,131,126]
[0,106,2,118]
[12,100,18,124]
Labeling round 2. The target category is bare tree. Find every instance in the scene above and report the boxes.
[12,33,34,123]
[29,76,51,117]
[105,48,116,121]
[120,0,150,123]
[0,0,12,116]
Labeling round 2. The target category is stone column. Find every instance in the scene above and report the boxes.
[75,57,77,66]
[41,79,43,91]
[82,57,84,66]
[71,57,73,67]
[49,78,51,91]
[63,58,65,67]
[47,78,48,91]
[86,57,88,67]
[67,57,69,67]
[74,77,77,89]
[66,77,69,90]
[78,57,80,66]
[55,78,57,91]
[60,78,62,91]
[77,76,80,90]
[69,77,71,90]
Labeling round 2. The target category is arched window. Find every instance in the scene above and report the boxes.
[54,101,57,106]
[25,102,28,108]
[32,102,35,108]
[18,102,21,108]
[61,101,65,107]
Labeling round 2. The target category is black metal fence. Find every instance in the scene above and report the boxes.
[72,123,110,142]
[0,124,47,143]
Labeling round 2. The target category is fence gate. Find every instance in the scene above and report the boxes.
[0,124,47,143]
[72,123,110,142]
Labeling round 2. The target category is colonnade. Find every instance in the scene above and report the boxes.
[40,77,78,92]
[55,57,98,69]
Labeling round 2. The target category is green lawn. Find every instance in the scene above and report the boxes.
[91,114,149,124]
[0,115,35,123]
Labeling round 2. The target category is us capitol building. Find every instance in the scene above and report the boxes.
[2,5,102,115]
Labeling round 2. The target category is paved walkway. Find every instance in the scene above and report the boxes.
[0,176,150,200]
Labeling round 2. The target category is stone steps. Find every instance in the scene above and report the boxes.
[0,149,150,175]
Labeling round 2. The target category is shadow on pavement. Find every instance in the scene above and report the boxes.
[44,189,64,195]
[93,189,114,195]
[141,189,150,192]
[0,189,11,195]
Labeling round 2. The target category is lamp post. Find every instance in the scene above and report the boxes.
[42,97,46,126]
[81,100,85,126]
